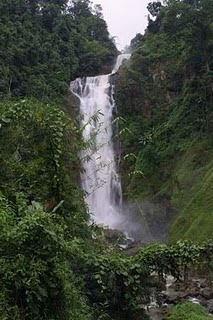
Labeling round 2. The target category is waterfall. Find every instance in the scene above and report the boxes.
[71,54,130,229]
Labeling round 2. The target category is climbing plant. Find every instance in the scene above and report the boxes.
[0,98,88,232]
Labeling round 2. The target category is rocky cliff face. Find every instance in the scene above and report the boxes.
[114,0,213,242]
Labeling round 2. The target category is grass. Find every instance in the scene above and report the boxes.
[170,144,213,242]
[167,302,212,320]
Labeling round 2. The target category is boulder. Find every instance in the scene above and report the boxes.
[104,228,125,243]
[200,287,213,300]
[164,292,180,304]
[199,279,208,289]
[186,288,200,298]
[207,299,213,313]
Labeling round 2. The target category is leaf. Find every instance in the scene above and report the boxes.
[37,286,48,298]
[1,117,11,124]
[52,200,64,212]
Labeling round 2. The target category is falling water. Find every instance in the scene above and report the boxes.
[71,54,130,229]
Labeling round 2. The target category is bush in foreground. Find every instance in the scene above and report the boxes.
[167,302,212,320]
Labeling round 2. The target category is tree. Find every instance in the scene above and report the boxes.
[93,4,103,18]
[147,1,162,17]
[0,0,117,98]
[130,33,144,51]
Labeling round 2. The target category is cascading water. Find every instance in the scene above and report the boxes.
[71,54,130,229]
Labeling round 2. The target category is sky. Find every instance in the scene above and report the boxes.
[92,0,150,50]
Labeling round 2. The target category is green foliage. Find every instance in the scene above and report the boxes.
[147,1,162,17]
[0,0,117,100]
[80,240,213,319]
[167,302,212,320]
[0,190,212,320]
[84,253,150,319]
[0,1,118,317]
[0,98,89,237]
[0,97,92,317]
[0,0,212,319]
[115,0,213,241]
[0,194,92,320]
[135,240,213,281]
[171,159,213,242]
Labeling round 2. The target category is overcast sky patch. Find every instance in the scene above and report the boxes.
[92,0,150,50]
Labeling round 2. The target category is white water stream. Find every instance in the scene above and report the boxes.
[71,54,130,228]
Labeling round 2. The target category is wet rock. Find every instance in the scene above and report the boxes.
[109,72,117,86]
[148,307,166,320]
[179,291,191,299]
[200,298,208,307]
[186,288,200,298]
[199,279,208,289]
[104,228,125,243]
[164,292,181,304]
[123,241,145,255]
[66,88,80,110]
[207,299,213,313]
[150,276,166,291]
[200,287,213,300]
[187,297,201,305]
[168,282,180,291]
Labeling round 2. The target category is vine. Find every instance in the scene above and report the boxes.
[81,240,213,318]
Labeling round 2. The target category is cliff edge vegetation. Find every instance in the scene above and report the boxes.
[115,0,213,242]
